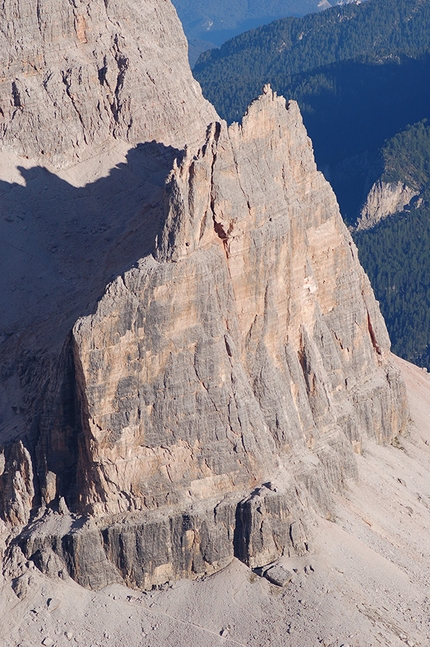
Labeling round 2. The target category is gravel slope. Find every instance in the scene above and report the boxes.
[1,355,429,647]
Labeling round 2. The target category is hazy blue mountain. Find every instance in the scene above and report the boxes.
[171,0,330,64]
[194,0,430,119]
[172,0,326,41]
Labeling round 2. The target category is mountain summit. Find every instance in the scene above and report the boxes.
[0,0,408,594]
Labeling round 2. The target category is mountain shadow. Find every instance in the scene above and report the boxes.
[0,142,181,348]
[0,141,181,458]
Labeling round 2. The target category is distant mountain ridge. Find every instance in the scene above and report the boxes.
[171,0,359,64]
[172,0,326,40]
[194,0,430,220]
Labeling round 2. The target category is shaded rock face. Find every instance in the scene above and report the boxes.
[0,442,34,526]
[0,2,408,591]
[0,0,216,165]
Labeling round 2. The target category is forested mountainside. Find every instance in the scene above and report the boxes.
[194,0,430,121]
[291,55,430,221]
[172,0,325,45]
[171,0,333,64]
[355,121,430,369]
[193,0,430,217]
[194,0,430,370]
[355,200,430,369]
[380,120,430,189]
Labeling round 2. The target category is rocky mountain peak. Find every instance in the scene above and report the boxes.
[0,2,409,592]
[43,85,406,587]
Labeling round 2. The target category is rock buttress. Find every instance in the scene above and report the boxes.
[0,0,216,165]
[21,87,407,588]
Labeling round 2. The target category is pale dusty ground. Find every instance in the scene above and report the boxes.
[0,355,429,647]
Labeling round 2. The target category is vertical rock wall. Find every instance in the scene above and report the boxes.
[73,89,407,519]
[0,0,409,591]
[18,88,405,589]
[0,0,216,165]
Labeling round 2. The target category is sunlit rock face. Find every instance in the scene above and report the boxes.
[0,0,408,591]
[73,89,406,517]
[0,0,216,525]
[50,88,406,587]
[358,179,419,230]
[0,0,216,166]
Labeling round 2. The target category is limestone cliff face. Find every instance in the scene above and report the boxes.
[358,179,419,230]
[17,87,403,589]
[73,90,406,520]
[0,1,409,591]
[0,0,216,165]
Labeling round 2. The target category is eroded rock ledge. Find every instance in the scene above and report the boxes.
[358,179,419,230]
[1,88,408,590]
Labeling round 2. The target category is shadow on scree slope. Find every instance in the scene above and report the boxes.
[0,141,182,345]
[0,142,181,509]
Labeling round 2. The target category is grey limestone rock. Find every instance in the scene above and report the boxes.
[358,180,419,230]
[264,564,294,587]
[71,89,408,524]
[235,484,313,568]
[0,0,410,592]
[0,441,34,526]
[18,513,123,589]
[0,0,216,166]
[11,572,31,599]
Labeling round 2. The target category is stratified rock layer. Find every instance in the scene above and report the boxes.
[0,0,216,165]
[7,88,405,589]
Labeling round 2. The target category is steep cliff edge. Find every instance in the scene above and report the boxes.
[0,0,216,165]
[0,2,408,592]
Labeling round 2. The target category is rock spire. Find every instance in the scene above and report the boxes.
[0,3,408,591]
